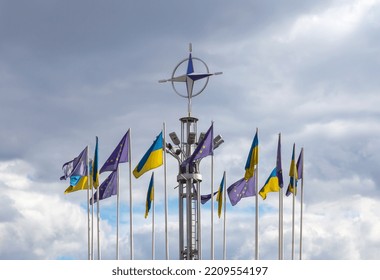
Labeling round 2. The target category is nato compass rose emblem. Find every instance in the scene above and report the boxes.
[159,43,222,116]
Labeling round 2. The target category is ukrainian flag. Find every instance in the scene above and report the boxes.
[133,132,163,178]
[64,175,89,194]
[145,173,154,218]
[286,144,298,196]
[244,131,259,180]
[215,173,225,218]
[259,167,281,200]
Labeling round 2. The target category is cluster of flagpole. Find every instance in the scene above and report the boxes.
[59,43,305,260]
[198,128,304,260]
[60,122,304,260]
[60,123,173,260]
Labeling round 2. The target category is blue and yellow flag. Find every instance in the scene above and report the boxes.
[64,175,89,194]
[201,172,226,216]
[145,173,154,218]
[244,131,259,180]
[61,147,89,194]
[133,132,163,179]
[216,172,225,218]
[259,167,281,200]
[286,144,299,196]
[259,134,283,200]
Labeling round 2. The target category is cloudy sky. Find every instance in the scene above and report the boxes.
[1,0,380,260]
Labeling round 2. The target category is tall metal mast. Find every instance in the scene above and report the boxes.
[159,44,222,259]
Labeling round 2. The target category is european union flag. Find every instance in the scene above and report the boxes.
[91,169,118,205]
[227,175,256,206]
[100,131,129,174]
[181,123,213,168]
[297,148,304,180]
[200,191,219,204]
[92,136,99,188]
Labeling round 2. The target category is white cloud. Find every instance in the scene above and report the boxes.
[276,0,379,44]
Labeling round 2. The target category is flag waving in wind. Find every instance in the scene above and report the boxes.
[60,147,89,194]
[60,147,88,181]
[259,168,281,200]
[244,131,258,180]
[216,173,225,218]
[181,123,213,168]
[286,144,299,196]
[90,169,118,205]
[145,173,154,218]
[100,131,129,174]
[259,133,283,199]
[133,131,163,179]
[200,190,219,205]
[227,175,256,206]
[64,175,89,194]
[297,148,304,181]
[199,172,225,218]
[92,136,99,188]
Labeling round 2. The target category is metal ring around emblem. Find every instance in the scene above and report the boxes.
[171,57,210,98]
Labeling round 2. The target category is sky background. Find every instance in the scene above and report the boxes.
[1,0,380,260]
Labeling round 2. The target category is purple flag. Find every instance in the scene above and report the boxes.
[100,131,129,173]
[200,190,219,204]
[60,147,88,180]
[181,124,213,168]
[191,184,217,204]
[91,169,118,205]
[276,134,284,188]
[227,175,256,206]
[297,148,304,180]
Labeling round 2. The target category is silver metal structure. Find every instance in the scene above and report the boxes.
[160,44,222,259]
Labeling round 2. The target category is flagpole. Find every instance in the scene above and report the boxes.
[96,187,101,260]
[279,187,283,260]
[87,188,91,260]
[163,123,169,260]
[279,133,283,260]
[93,136,101,260]
[255,128,259,260]
[291,144,296,260]
[128,129,134,260]
[197,180,202,260]
[211,121,215,260]
[116,166,120,260]
[299,148,304,260]
[85,146,91,260]
[90,159,94,261]
[152,173,156,260]
[291,181,296,260]
[222,171,227,260]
